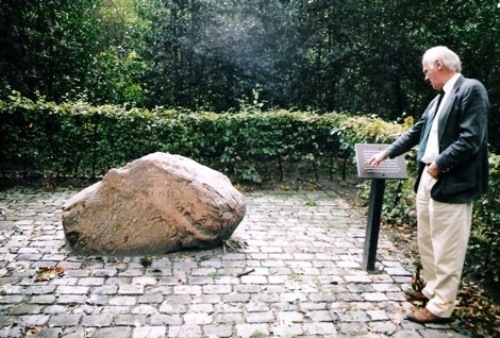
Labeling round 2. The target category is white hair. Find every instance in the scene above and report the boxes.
[422,46,462,72]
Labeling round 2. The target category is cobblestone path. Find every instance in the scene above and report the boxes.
[0,187,470,338]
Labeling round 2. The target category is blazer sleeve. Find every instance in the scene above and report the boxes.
[385,96,439,159]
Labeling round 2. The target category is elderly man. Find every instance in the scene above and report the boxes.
[368,46,489,323]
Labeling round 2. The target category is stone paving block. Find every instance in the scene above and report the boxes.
[303,322,337,335]
[149,314,183,326]
[386,267,413,276]
[275,309,305,323]
[347,284,376,293]
[58,262,85,270]
[137,293,165,304]
[0,285,24,295]
[191,294,221,304]
[17,253,43,261]
[221,292,250,303]
[213,275,240,285]
[234,323,269,338]
[202,324,233,337]
[94,327,133,338]
[49,314,82,327]
[42,254,66,261]
[42,304,67,314]
[188,303,214,313]
[92,285,118,294]
[173,285,202,295]
[271,323,305,337]
[246,311,275,323]
[132,304,158,315]
[56,286,89,295]
[387,291,408,301]
[393,330,424,338]
[28,328,63,338]
[27,285,57,295]
[344,273,373,283]
[109,296,137,306]
[367,309,390,321]
[167,324,203,338]
[115,314,148,326]
[9,304,44,315]
[369,321,399,335]
[183,312,213,325]
[335,292,364,302]
[335,309,370,322]
[213,312,245,324]
[337,322,369,335]
[81,314,114,327]
[77,277,105,286]
[60,326,86,338]
[0,327,20,338]
[132,326,167,338]
[31,294,57,304]
[305,309,333,322]
[363,291,389,302]
[420,329,459,338]
[159,302,187,313]
[118,284,145,294]
[372,282,402,292]
[19,314,50,326]
[202,284,232,294]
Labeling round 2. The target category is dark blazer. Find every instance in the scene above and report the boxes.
[386,75,489,203]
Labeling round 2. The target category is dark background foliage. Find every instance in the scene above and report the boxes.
[0,0,499,151]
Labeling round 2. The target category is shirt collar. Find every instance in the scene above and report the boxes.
[442,73,461,94]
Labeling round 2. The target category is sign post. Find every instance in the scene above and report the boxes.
[354,144,408,271]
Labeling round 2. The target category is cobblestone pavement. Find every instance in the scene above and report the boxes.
[0,187,471,338]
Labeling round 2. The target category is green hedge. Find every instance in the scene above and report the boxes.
[0,96,332,179]
[0,95,412,180]
[0,94,498,285]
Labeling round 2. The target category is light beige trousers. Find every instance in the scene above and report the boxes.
[416,168,472,318]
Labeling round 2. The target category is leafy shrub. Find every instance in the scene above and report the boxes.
[467,154,500,283]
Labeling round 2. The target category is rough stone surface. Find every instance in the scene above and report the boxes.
[62,153,246,255]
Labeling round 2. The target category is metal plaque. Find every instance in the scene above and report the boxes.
[355,143,408,180]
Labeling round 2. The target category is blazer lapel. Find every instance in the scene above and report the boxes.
[437,75,464,140]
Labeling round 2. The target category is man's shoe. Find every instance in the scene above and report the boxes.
[404,289,428,302]
[406,308,453,324]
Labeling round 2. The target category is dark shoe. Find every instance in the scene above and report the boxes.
[404,289,428,302]
[406,308,453,324]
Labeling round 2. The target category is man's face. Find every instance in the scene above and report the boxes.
[422,60,444,90]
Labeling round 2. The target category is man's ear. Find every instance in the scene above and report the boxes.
[434,59,443,71]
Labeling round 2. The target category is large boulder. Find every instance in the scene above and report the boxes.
[62,152,246,255]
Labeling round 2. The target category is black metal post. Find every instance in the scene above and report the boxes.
[362,179,386,271]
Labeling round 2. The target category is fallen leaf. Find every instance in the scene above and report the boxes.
[33,266,65,282]
[25,326,42,336]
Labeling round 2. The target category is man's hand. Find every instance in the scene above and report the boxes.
[427,161,441,179]
[367,151,389,167]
